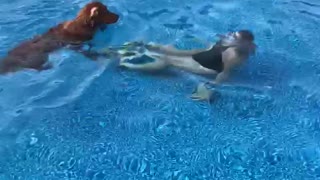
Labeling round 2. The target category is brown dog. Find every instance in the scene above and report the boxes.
[0,1,119,74]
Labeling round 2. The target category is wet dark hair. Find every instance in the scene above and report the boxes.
[238,30,254,41]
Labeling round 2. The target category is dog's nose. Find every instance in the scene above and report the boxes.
[114,14,120,21]
[109,12,120,22]
[107,6,120,21]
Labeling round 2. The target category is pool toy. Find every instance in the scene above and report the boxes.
[190,83,213,102]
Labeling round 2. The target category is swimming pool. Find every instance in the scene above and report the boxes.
[1,0,320,179]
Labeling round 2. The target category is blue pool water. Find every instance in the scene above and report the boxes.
[1,0,320,179]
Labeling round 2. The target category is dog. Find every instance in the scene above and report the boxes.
[0,1,119,74]
[118,30,257,84]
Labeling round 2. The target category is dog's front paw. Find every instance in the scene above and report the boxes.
[100,47,113,54]
[40,63,53,71]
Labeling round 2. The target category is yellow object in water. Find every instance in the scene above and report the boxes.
[190,83,213,102]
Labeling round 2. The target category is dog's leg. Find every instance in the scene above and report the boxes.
[23,53,52,72]
[68,44,102,60]
[39,62,53,71]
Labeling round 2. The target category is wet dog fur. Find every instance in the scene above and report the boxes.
[0,1,119,74]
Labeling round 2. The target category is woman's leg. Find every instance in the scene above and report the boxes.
[145,43,212,57]
[119,54,169,71]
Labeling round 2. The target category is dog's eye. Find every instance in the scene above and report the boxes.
[94,10,99,15]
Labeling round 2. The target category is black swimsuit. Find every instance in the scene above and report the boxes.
[191,41,229,73]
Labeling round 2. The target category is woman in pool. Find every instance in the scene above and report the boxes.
[100,30,256,101]
[117,30,257,85]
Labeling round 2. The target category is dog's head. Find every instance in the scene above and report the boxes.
[77,1,119,29]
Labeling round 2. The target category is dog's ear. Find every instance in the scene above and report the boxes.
[85,6,100,27]
[90,7,99,18]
